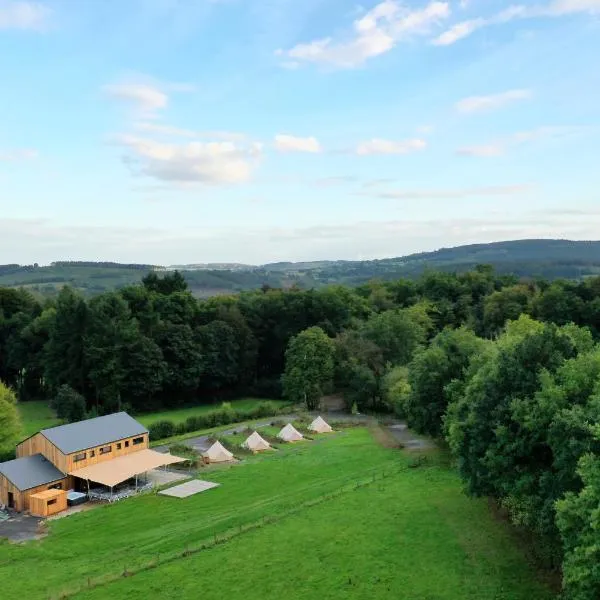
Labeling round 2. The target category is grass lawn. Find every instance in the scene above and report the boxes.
[0,429,554,600]
[14,398,289,442]
[135,398,291,428]
[16,401,60,438]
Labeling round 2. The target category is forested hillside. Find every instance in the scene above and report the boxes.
[1,239,599,298]
[2,265,600,597]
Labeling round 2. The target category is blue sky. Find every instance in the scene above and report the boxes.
[1,0,599,265]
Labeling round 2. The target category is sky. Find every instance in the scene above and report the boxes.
[1,0,599,266]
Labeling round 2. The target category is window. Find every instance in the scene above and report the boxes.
[116,442,122,450]
[125,441,130,448]
[48,483,62,490]
[99,445,112,455]
[133,437,144,446]
[89,450,95,458]
[47,499,57,506]
[73,452,86,462]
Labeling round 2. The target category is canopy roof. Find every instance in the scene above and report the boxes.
[202,441,234,462]
[69,449,185,487]
[309,416,333,433]
[278,423,304,442]
[242,431,271,451]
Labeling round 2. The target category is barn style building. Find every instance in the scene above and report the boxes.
[0,412,180,515]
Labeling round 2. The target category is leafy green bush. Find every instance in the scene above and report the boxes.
[148,401,286,441]
[148,419,176,440]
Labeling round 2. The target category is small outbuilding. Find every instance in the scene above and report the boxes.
[308,416,333,434]
[29,489,68,518]
[242,431,272,452]
[202,441,235,463]
[277,423,304,442]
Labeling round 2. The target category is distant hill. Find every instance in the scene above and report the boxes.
[2,239,599,298]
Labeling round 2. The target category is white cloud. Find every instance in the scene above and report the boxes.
[274,134,322,153]
[103,83,168,118]
[363,183,533,199]
[0,1,49,30]
[103,76,195,118]
[0,148,38,161]
[113,134,261,184]
[278,1,450,68]
[432,1,600,46]
[356,138,427,155]
[455,89,532,113]
[456,125,593,157]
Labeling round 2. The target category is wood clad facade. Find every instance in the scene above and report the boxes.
[29,489,68,517]
[0,474,69,512]
[16,432,149,474]
[17,433,68,472]
[64,433,149,472]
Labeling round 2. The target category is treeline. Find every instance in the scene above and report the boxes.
[50,261,156,269]
[2,265,600,413]
[2,265,600,594]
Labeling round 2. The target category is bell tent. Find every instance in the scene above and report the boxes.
[242,431,272,452]
[202,441,234,463]
[277,423,304,442]
[309,416,333,434]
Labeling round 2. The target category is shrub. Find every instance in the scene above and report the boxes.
[148,420,176,440]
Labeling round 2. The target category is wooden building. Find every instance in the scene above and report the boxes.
[1,412,153,514]
[29,489,68,517]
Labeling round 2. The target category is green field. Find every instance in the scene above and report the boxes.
[16,401,61,438]
[136,398,290,428]
[15,398,288,441]
[0,428,553,600]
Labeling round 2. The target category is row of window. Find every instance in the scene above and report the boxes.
[72,436,145,462]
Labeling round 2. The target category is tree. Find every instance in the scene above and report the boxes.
[51,384,87,423]
[405,327,487,438]
[45,286,88,394]
[556,441,600,600]
[382,366,411,415]
[0,381,21,456]
[282,326,334,410]
[361,309,426,366]
[85,293,138,412]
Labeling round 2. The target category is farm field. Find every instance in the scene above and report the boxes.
[16,401,60,438]
[0,428,553,600]
[135,398,290,428]
[15,398,288,441]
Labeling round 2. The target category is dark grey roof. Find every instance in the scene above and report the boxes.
[41,412,148,455]
[0,454,65,491]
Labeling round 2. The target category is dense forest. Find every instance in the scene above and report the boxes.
[1,265,600,598]
[2,239,600,298]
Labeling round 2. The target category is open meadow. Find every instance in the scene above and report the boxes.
[0,427,553,600]
[15,398,289,440]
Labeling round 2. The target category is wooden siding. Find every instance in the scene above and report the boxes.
[16,433,68,473]
[29,489,67,517]
[65,433,149,473]
[0,474,69,512]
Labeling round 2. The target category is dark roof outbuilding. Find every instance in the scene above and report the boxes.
[41,412,148,455]
[0,454,66,491]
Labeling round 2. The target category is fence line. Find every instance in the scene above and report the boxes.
[49,462,416,600]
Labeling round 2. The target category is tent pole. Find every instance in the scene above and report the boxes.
[135,474,138,491]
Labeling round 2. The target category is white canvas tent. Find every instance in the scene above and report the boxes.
[242,431,272,452]
[309,416,333,434]
[202,441,235,463]
[277,423,304,442]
